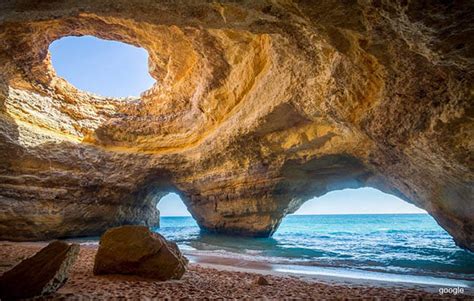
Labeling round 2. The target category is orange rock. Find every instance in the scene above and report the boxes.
[93,225,188,280]
[0,1,472,251]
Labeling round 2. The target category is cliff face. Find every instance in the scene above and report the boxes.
[0,1,472,250]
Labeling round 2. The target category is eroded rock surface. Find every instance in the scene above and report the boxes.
[93,225,187,280]
[0,241,79,299]
[0,1,472,250]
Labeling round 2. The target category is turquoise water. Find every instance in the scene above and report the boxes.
[154,214,474,281]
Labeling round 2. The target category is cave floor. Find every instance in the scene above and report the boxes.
[1,242,469,300]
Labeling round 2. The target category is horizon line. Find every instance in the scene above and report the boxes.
[160,212,429,217]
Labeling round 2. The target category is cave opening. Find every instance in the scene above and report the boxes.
[291,187,426,215]
[277,187,438,246]
[157,192,192,218]
[149,187,474,280]
[155,193,198,239]
[49,35,155,98]
[0,3,472,296]
[270,187,474,278]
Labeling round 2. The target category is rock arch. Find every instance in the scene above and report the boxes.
[0,1,472,251]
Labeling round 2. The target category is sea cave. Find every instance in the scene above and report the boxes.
[0,1,473,299]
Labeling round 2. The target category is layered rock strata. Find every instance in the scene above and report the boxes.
[0,1,472,250]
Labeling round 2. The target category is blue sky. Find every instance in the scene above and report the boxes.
[158,189,426,216]
[49,36,155,97]
[49,36,426,217]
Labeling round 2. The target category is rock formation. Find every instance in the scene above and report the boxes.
[94,225,187,280]
[0,241,79,299]
[0,1,472,250]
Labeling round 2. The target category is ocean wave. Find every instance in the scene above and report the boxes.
[155,214,474,281]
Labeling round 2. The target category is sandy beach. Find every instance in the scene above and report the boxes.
[1,242,471,300]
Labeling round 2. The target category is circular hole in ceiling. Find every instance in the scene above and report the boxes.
[49,35,155,98]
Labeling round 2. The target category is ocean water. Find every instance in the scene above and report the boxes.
[153,214,474,284]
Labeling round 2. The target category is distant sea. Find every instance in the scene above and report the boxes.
[154,214,474,286]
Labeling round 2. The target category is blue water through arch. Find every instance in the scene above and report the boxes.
[155,191,474,283]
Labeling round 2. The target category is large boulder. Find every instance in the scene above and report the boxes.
[93,225,188,280]
[0,241,80,299]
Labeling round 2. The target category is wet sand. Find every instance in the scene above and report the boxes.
[0,242,471,300]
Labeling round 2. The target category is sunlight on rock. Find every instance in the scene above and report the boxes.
[0,1,473,299]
